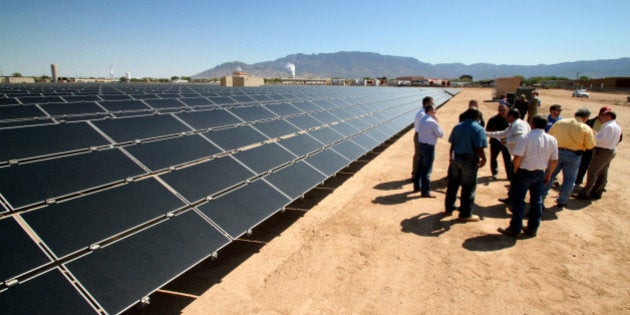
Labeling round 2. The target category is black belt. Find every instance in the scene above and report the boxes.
[418,142,434,147]
[594,147,614,152]
[454,153,479,161]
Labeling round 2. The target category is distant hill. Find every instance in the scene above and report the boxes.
[192,51,630,80]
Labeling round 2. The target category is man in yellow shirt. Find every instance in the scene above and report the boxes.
[541,107,596,208]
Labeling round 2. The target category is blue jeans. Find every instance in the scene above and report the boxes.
[445,155,479,218]
[509,169,545,233]
[542,149,582,204]
[413,142,435,194]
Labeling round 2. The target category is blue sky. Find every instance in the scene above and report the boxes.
[1,0,628,78]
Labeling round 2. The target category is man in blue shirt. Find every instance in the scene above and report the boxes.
[546,104,562,132]
[413,105,444,197]
[445,108,488,221]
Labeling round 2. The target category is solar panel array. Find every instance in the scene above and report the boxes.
[0,84,458,314]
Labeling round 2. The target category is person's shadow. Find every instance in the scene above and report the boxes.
[372,191,420,205]
[373,179,411,191]
[462,234,517,251]
[400,212,457,237]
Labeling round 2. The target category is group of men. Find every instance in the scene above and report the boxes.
[411,93,622,239]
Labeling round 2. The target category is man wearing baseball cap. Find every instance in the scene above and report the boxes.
[575,106,612,185]
[575,108,622,200]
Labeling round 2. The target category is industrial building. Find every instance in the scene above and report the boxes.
[221,70,264,87]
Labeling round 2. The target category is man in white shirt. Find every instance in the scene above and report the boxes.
[499,115,558,238]
[411,96,433,180]
[413,105,444,197]
[486,108,531,204]
[486,108,531,154]
[576,110,622,200]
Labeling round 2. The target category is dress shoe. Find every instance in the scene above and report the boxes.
[420,194,436,198]
[458,214,480,222]
[521,227,537,238]
[491,174,498,180]
[498,197,511,204]
[555,202,567,209]
[498,227,519,238]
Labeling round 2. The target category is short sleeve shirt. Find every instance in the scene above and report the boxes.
[449,119,488,155]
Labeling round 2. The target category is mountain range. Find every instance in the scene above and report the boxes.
[192,51,630,80]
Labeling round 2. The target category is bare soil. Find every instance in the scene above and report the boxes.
[145,88,629,314]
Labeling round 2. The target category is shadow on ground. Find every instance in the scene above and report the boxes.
[462,234,516,251]
[400,212,453,237]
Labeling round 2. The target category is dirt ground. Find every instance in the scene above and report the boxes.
[176,88,629,314]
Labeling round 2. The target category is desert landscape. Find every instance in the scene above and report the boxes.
[133,87,629,314]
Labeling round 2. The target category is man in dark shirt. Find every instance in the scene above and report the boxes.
[459,99,485,127]
[486,104,511,180]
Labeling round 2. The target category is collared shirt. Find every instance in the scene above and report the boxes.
[417,114,444,145]
[449,119,487,155]
[595,120,622,150]
[549,117,596,151]
[546,114,562,132]
[486,118,531,154]
[414,108,425,133]
[513,129,558,171]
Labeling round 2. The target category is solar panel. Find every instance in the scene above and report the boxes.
[310,111,341,124]
[144,98,184,109]
[65,210,230,315]
[332,140,367,161]
[159,156,254,202]
[286,114,323,130]
[0,97,19,105]
[175,109,241,130]
[252,119,300,139]
[197,179,290,238]
[124,135,221,171]
[349,133,380,150]
[309,127,344,145]
[264,161,326,199]
[99,94,131,101]
[61,95,101,102]
[0,149,145,209]
[207,96,236,106]
[180,97,212,106]
[92,114,189,143]
[277,133,323,157]
[232,143,296,174]
[0,105,45,120]
[264,102,303,116]
[304,148,350,177]
[0,84,458,313]
[0,268,96,314]
[21,178,186,258]
[0,216,51,281]
[291,100,321,113]
[99,99,150,112]
[228,106,278,122]
[17,96,64,104]
[0,122,109,162]
[203,125,268,151]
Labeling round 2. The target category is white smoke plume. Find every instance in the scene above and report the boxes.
[285,63,295,78]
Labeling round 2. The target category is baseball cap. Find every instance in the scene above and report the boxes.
[599,106,612,115]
